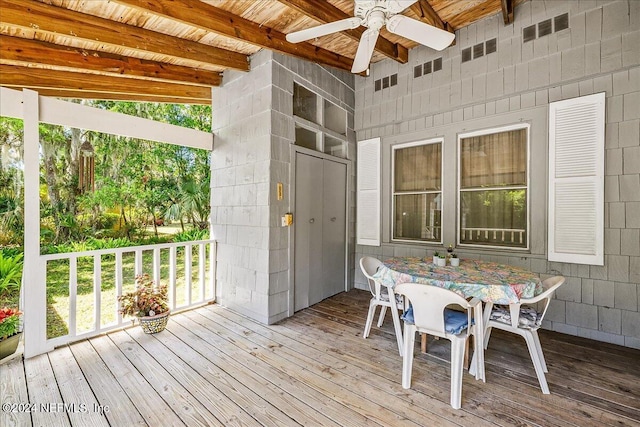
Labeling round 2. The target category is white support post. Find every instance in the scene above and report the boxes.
[23,89,53,358]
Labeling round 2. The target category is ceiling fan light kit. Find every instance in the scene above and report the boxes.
[285,0,455,74]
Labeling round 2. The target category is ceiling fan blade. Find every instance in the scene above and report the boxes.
[351,28,379,73]
[386,15,455,51]
[286,17,362,43]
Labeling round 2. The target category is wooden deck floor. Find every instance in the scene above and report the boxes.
[2,289,639,427]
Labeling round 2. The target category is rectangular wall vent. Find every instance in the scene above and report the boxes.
[382,76,389,89]
[414,65,422,78]
[485,38,497,54]
[538,19,552,37]
[423,61,432,74]
[374,79,381,91]
[473,43,484,59]
[433,57,442,71]
[523,24,537,42]
[461,47,472,63]
[554,13,569,32]
[390,73,397,86]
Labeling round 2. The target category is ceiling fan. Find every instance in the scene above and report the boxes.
[285,0,455,74]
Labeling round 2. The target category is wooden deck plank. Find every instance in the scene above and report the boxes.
[47,346,110,427]
[108,330,223,427]
[287,308,577,427]
[124,327,271,427]
[202,305,492,427]
[68,340,147,426]
[0,358,31,427]
[23,353,71,427]
[88,335,185,426]
[11,289,640,427]
[170,313,381,427]
[189,309,457,427]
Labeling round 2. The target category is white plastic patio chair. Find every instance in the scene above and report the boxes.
[394,283,482,409]
[360,256,404,355]
[483,275,566,394]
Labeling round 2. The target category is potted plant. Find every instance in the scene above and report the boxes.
[0,307,22,360]
[118,274,170,334]
[436,254,447,267]
[432,251,440,264]
[450,253,460,267]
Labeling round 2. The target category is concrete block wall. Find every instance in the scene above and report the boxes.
[354,0,640,348]
[211,49,356,324]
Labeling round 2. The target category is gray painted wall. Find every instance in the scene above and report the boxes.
[211,50,356,324]
[354,0,640,348]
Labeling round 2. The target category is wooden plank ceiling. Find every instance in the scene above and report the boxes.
[0,0,520,105]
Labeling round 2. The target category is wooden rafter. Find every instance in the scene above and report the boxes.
[0,36,222,87]
[112,0,354,73]
[277,0,408,64]
[0,0,249,71]
[409,0,455,40]
[501,0,515,25]
[0,65,212,104]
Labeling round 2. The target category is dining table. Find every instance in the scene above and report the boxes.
[372,256,543,382]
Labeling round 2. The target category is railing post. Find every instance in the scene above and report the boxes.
[22,89,53,358]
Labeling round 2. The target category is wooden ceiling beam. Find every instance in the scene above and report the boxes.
[277,0,408,64]
[0,65,212,103]
[0,35,222,87]
[0,0,249,71]
[409,0,456,44]
[8,88,211,105]
[501,0,515,25]
[113,0,355,73]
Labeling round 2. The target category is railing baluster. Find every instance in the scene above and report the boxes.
[69,257,78,338]
[135,249,143,275]
[94,256,102,331]
[153,247,161,284]
[170,246,177,310]
[199,243,205,302]
[210,241,217,301]
[115,251,123,326]
[185,243,192,305]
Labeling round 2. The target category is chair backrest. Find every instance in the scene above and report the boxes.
[360,256,384,298]
[395,283,471,337]
[520,275,566,324]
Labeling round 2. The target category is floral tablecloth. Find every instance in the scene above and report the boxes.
[373,257,542,304]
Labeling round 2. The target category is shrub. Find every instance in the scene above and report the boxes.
[174,228,209,242]
[0,252,23,296]
[0,307,22,339]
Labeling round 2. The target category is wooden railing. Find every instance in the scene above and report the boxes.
[41,239,216,348]
[461,227,526,244]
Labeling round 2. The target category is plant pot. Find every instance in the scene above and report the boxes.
[138,311,170,334]
[450,258,460,267]
[0,332,22,360]
[436,257,446,267]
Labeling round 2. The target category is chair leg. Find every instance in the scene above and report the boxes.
[390,305,404,356]
[483,326,493,349]
[523,331,550,394]
[377,306,387,327]
[531,330,548,372]
[363,300,377,339]
[402,325,416,389]
[450,338,466,409]
[421,333,428,353]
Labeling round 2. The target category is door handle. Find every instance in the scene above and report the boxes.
[309,218,315,223]
[330,217,336,222]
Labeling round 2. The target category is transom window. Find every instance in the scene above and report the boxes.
[458,124,529,249]
[392,139,442,243]
[293,83,347,158]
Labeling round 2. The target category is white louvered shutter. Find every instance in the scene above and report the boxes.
[548,92,605,265]
[357,137,381,246]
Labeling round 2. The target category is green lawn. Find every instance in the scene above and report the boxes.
[46,246,213,339]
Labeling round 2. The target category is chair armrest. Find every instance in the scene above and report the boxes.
[467,297,482,308]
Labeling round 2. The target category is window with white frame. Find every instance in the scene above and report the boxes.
[392,139,442,243]
[458,124,529,249]
[293,82,348,158]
